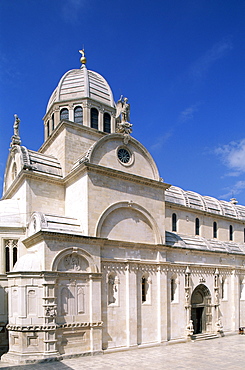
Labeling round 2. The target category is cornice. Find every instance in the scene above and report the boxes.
[66,162,170,190]
[7,321,103,332]
[102,261,245,278]
[22,230,107,248]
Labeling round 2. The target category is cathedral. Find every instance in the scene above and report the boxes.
[0,51,245,364]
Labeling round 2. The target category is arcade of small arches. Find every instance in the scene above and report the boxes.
[45,105,113,138]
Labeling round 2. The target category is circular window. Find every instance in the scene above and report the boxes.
[117,148,131,164]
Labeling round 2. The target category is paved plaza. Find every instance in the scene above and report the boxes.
[0,335,244,370]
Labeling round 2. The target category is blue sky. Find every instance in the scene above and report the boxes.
[0,0,245,203]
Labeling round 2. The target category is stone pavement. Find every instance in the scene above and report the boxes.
[0,335,244,370]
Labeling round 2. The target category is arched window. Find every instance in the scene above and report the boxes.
[243,228,245,243]
[74,106,83,124]
[91,108,98,129]
[229,225,233,241]
[13,246,17,266]
[195,218,200,235]
[47,121,50,137]
[172,213,177,232]
[4,239,18,273]
[213,221,217,238]
[60,108,69,121]
[103,112,111,133]
[52,113,55,130]
[142,277,147,303]
[5,246,9,273]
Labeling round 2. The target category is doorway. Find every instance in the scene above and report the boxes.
[191,284,211,335]
[191,306,203,334]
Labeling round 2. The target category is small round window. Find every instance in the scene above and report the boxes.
[117,148,131,164]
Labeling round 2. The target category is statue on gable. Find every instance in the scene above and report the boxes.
[13,114,20,137]
[11,114,21,147]
[116,95,132,135]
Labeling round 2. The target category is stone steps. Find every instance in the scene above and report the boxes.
[192,333,219,341]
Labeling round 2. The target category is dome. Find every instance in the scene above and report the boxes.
[46,64,115,113]
[13,252,43,272]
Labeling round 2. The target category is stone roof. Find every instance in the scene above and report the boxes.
[13,252,43,271]
[166,231,245,254]
[28,212,82,237]
[23,147,62,178]
[165,185,245,220]
[46,64,115,113]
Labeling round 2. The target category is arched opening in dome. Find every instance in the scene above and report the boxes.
[91,108,98,129]
[47,120,50,137]
[60,108,69,121]
[74,106,83,124]
[52,113,55,130]
[103,112,111,133]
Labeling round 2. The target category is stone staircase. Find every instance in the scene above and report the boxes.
[192,332,220,341]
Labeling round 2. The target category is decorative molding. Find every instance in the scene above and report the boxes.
[103,263,127,272]
[59,321,103,329]
[7,321,103,332]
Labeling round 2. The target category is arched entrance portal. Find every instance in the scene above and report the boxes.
[191,284,212,334]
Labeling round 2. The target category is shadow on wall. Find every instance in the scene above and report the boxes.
[0,286,8,356]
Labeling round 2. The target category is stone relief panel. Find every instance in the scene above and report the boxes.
[52,248,97,273]
[57,253,89,272]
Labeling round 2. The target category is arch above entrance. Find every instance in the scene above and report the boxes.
[191,284,212,335]
[191,284,211,305]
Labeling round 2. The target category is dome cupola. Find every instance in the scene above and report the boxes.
[44,50,116,140]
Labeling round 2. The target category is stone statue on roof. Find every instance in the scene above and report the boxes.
[116,96,132,134]
[11,114,21,147]
[13,114,20,137]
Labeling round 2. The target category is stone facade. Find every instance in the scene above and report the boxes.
[0,54,245,364]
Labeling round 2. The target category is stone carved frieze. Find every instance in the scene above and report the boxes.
[138,265,158,273]
[103,263,127,272]
[190,268,216,275]
[166,267,185,274]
